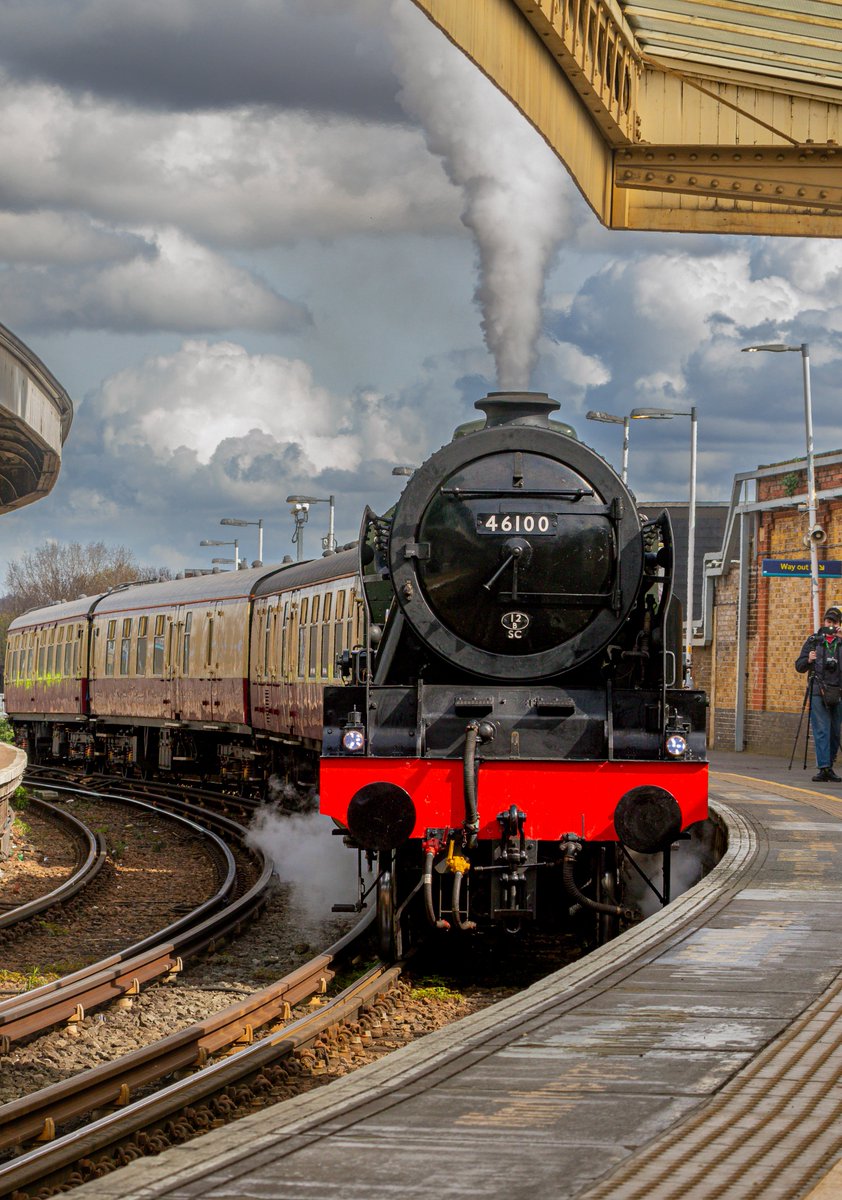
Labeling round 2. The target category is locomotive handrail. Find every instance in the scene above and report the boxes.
[440,487,595,500]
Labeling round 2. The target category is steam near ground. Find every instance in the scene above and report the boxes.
[245,775,373,931]
[623,836,711,918]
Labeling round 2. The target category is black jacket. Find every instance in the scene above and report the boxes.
[796,631,842,692]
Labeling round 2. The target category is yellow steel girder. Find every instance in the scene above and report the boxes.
[410,0,842,237]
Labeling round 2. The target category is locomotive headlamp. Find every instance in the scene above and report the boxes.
[341,708,365,754]
[665,733,687,757]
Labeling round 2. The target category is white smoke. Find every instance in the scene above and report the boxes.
[389,3,572,390]
[245,805,364,919]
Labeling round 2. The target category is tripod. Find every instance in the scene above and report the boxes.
[789,673,814,771]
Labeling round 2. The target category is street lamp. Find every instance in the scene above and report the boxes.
[742,342,820,630]
[630,405,698,684]
[220,517,263,565]
[200,538,240,569]
[286,502,309,562]
[586,411,630,483]
[285,494,336,556]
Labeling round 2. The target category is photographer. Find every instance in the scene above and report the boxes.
[796,606,842,782]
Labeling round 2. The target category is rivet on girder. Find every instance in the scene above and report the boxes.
[710,179,719,188]
[688,176,697,185]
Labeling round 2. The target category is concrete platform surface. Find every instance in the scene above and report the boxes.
[63,751,842,1199]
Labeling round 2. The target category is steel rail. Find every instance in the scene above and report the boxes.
[0,783,273,1047]
[0,913,380,1199]
[0,797,107,931]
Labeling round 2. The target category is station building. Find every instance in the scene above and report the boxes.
[693,452,842,757]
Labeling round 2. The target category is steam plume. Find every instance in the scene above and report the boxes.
[390,2,571,389]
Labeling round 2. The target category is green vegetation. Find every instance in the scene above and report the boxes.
[0,718,15,744]
[12,816,30,837]
[410,982,464,1003]
[12,787,28,810]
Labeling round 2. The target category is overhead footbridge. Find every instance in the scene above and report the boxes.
[0,322,72,513]
[411,1,842,237]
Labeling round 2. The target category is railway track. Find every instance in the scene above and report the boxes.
[0,778,261,1050]
[0,913,383,1199]
[0,796,107,933]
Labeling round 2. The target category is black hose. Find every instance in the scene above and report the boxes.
[451,869,476,932]
[463,722,479,847]
[423,848,449,930]
[561,849,633,919]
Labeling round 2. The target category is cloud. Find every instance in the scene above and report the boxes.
[0,0,402,121]
[93,339,423,477]
[0,73,460,251]
[0,211,152,265]
[0,229,308,333]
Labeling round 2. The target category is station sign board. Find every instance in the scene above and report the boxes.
[761,558,842,578]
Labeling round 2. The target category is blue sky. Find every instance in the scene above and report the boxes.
[1,0,841,578]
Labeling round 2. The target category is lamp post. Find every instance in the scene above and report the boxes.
[286,494,335,556]
[630,405,698,684]
[586,411,630,483]
[742,342,820,630]
[220,517,263,565]
[200,538,240,569]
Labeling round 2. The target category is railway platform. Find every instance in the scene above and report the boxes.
[66,749,842,1200]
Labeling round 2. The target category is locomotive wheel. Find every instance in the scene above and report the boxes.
[377,856,400,961]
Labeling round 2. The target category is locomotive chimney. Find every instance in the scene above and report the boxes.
[475,391,560,429]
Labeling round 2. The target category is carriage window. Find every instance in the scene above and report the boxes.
[153,614,165,675]
[136,616,148,675]
[72,629,80,676]
[309,624,318,677]
[321,623,331,678]
[298,626,307,678]
[27,647,34,676]
[46,637,54,677]
[120,617,132,675]
[300,597,308,625]
[206,617,214,668]
[105,619,116,676]
[64,638,73,676]
[37,641,46,677]
[263,608,271,674]
[280,601,289,675]
[312,595,320,624]
[336,591,346,620]
[323,593,332,621]
[182,611,192,674]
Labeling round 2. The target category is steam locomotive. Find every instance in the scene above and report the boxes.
[320,392,708,955]
[5,390,707,956]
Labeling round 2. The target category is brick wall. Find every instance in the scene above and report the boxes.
[698,453,842,755]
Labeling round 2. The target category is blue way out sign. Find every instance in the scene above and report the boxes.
[762,558,842,578]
